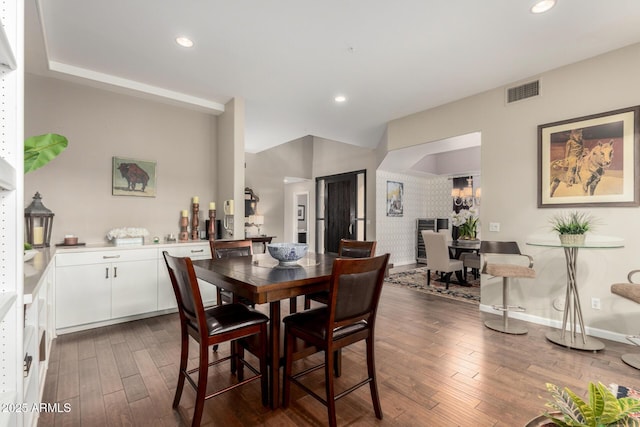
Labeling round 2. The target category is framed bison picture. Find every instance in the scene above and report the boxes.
[538,106,640,208]
[112,156,157,197]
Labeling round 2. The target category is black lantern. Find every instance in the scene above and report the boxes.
[25,192,54,248]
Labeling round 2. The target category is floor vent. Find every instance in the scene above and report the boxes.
[506,80,540,103]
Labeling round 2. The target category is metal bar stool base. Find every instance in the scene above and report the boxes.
[484,319,527,335]
[622,353,640,370]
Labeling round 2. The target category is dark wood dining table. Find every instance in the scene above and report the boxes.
[191,252,337,408]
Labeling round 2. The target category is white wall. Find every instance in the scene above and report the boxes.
[386,42,640,337]
[376,172,451,266]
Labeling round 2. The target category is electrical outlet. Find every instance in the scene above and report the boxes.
[591,297,601,310]
[489,222,500,232]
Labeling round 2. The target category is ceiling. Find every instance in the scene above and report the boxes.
[26,1,640,158]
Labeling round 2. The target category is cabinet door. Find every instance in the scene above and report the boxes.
[111,259,158,318]
[56,264,111,329]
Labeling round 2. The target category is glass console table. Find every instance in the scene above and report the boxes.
[527,238,623,351]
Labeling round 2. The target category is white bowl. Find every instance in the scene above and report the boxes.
[267,243,308,266]
[24,249,39,262]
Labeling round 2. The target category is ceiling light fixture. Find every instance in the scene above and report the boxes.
[334,95,347,103]
[530,0,556,14]
[176,37,194,48]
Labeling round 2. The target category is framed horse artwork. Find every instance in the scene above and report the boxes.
[538,106,640,208]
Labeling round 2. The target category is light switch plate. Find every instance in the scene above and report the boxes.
[489,222,500,232]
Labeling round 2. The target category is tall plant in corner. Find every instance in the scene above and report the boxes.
[24,133,68,173]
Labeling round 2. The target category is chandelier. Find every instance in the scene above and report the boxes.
[451,177,481,207]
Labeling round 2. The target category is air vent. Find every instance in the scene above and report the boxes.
[506,80,540,103]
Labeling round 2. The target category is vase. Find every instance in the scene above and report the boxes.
[559,234,585,246]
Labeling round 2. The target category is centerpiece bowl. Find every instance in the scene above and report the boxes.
[267,243,308,266]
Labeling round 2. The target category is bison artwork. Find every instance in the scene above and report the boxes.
[117,162,150,192]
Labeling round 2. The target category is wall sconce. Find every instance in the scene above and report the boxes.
[452,177,481,207]
[25,192,54,248]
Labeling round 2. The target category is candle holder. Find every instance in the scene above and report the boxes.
[179,214,189,242]
[208,209,216,241]
[191,203,200,240]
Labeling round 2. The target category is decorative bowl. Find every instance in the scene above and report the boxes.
[267,243,308,266]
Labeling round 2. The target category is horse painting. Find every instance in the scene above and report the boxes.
[549,139,615,197]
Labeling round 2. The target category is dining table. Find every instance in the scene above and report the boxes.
[191,252,337,408]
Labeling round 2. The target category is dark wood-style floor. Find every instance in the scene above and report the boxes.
[38,275,640,427]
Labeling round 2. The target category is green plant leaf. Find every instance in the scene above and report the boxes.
[24,133,68,173]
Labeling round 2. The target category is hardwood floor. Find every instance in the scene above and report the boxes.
[38,280,639,427]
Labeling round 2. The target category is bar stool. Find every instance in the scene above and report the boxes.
[611,269,640,369]
[480,241,535,334]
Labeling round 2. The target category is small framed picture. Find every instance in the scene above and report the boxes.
[387,181,404,216]
[297,205,305,221]
[112,156,157,197]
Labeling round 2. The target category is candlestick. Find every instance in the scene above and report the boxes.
[191,202,200,240]
[209,202,216,210]
[193,196,199,204]
[179,214,189,242]
[208,209,216,241]
[181,210,188,217]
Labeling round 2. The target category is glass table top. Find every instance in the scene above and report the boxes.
[526,235,624,249]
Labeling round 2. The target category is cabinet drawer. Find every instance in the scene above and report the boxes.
[160,244,211,260]
[56,247,157,267]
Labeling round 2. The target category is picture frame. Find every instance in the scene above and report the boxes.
[386,181,404,216]
[297,205,305,221]
[538,106,640,208]
[112,156,157,197]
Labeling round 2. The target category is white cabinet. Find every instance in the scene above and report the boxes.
[55,248,157,329]
[157,243,213,310]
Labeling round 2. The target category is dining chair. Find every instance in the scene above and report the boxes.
[209,239,254,306]
[302,239,377,377]
[282,253,390,427]
[461,252,481,279]
[304,239,377,309]
[421,230,464,289]
[610,269,640,369]
[480,241,535,335]
[162,251,269,427]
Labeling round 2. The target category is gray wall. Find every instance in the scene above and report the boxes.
[386,42,640,339]
[25,74,218,244]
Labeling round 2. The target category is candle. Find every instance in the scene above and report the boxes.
[193,196,199,204]
[33,226,44,245]
[181,210,188,217]
[209,202,216,210]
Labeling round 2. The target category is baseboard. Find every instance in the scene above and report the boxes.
[479,304,632,345]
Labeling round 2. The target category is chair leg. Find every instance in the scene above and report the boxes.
[304,296,311,310]
[333,349,342,377]
[192,341,209,427]
[443,272,452,290]
[325,348,337,427]
[484,277,527,335]
[427,269,431,287]
[366,336,383,420]
[173,330,189,408]
[236,342,245,381]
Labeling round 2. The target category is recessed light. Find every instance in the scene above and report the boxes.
[530,0,556,14]
[334,95,347,103]
[176,37,194,48]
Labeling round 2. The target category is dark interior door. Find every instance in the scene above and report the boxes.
[325,174,357,254]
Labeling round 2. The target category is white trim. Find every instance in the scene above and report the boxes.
[479,304,632,344]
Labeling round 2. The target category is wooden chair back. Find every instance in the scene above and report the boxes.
[210,239,253,258]
[162,252,207,338]
[338,239,376,258]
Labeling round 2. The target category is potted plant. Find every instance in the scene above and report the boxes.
[526,382,640,427]
[451,208,479,240]
[24,133,68,173]
[549,211,594,246]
